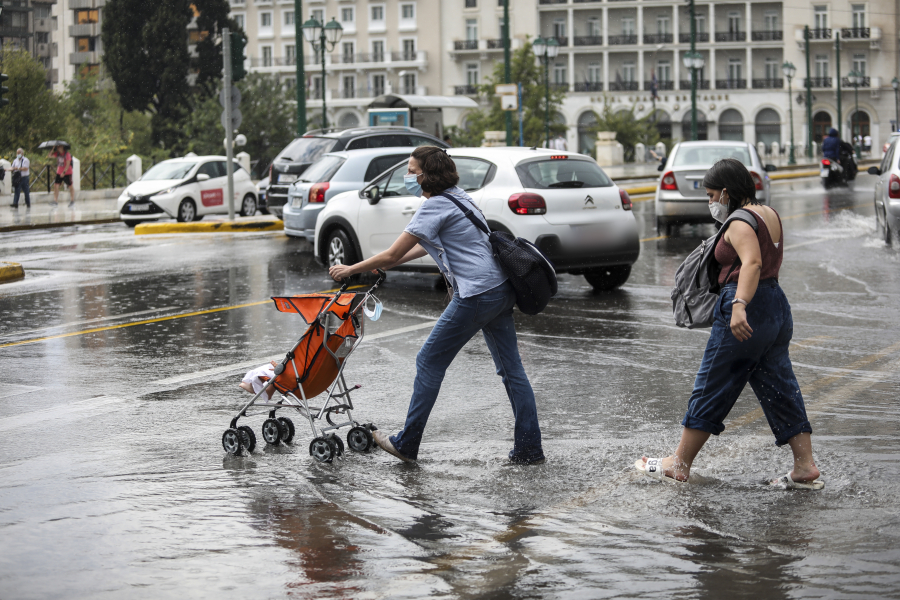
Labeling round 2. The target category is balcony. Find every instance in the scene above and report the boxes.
[609,81,639,91]
[391,51,425,63]
[608,35,638,45]
[715,32,746,42]
[841,27,870,39]
[454,40,478,50]
[678,33,710,43]
[751,30,782,41]
[552,36,568,47]
[70,51,101,65]
[645,80,674,90]
[803,77,832,87]
[573,36,603,46]
[573,0,601,3]
[752,78,783,89]
[643,34,673,44]
[807,28,832,40]
[454,85,478,95]
[69,23,100,37]
[842,76,871,87]
[574,81,603,92]
[539,0,568,4]
[70,0,105,8]
[716,79,746,89]
[550,82,570,92]
[679,79,710,90]
[486,39,505,49]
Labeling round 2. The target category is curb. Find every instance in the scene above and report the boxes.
[0,262,25,284]
[134,218,284,235]
[0,218,121,233]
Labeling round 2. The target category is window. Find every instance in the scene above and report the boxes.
[372,40,385,62]
[853,53,867,76]
[197,162,222,180]
[454,158,493,191]
[657,60,670,82]
[815,54,829,78]
[553,18,566,38]
[342,75,355,97]
[852,4,865,29]
[312,76,323,99]
[262,46,273,67]
[36,6,51,19]
[588,62,601,82]
[622,18,635,36]
[402,39,416,60]
[261,12,272,28]
[764,11,778,32]
[371,6,384,22]
[284,11,294,26]
[75,9,99,24]
[728,58,742,81]
[76,37,97,52]
[371,74,386,96]
[341,7,354,24]
[364,154,410,182]
[36,32,50,44]
[233,14,245,29]
[728,11,740,33]
[657,15,670,35]
[285,44,296,64]
[466,63,479,85]
[402,73,417,94]
[814,6,828,30]
[765,57,778,80]
[553,63,567,85]
[465,0,477,7]
[311,9,324,23]
[587,17,600,37]
[283,77,296,90]
[466,19,478,41]
[672,145,751,167]
[401,4,415,20]
[342,41,355,62]
[514,159,612,190]
[694,15,705,33]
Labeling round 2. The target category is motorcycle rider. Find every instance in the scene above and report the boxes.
[821,128,857,184]
[822,128,841,162]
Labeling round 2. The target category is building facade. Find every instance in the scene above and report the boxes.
[52,0,105,92]
[0,0,58,87]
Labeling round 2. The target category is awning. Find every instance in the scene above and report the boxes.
[368,94,479,109]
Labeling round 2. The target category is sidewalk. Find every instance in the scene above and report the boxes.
[0,188,125,232]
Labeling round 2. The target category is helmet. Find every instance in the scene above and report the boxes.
[828,128,839,137]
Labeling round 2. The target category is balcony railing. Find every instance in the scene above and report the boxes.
[454,40,478,50]
[573,0,601,3]
[550,82,570,91]
[552,36,568,46]
[842,76,871,87]
[609,81,639,91]
[751,78,784,89]
[751,30,783,41]
[808,28,832,40]
[573,36,603,46]
[804,77,833,87]
[454,85,478,95]
[716,79,747,89]
[715,31,746,42]
[539,0,568,4]
[486,39,504,49]
[608,35,638,45]
[679,79,710,90]
[841,27,870,39]
[574,81,603,92]
[678,33,710,43]
[644,34,673,44]
[645,80,674,90]
[391,51,422,62]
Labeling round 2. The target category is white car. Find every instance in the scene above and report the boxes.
[117,156,258,226]
[313,147,640,290]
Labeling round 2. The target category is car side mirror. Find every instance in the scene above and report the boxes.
[868,166,882,175]
[196,173,210,182]
[657,163,665,172]
[764,164,777,172]
[365,186,381,204]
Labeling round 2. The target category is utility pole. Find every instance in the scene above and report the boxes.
[294,0,306,135]
[835,31,841,138]
[805,26,813,158]
[689,0,697,141]
[223,28,236,221]
[503,0,512,146]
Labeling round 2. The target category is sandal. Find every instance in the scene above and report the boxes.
[769,472,825,491]
[634,457,686,484]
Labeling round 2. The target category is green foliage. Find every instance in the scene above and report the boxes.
[0,44,67,156]
[230,31,248,82]
[192,0,239,94]
[443,125,482,148]
[590,96,661,162]
[460,41,567,147]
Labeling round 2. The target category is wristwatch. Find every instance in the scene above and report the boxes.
[732,298,748,307]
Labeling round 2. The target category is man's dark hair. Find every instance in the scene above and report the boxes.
[411,146,459,194]
[701,157,760,214]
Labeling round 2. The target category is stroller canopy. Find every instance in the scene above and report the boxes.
[272,292,358,325]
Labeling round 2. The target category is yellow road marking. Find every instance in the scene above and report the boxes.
[0,284,367,350]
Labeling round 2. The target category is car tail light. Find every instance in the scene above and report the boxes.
[890,174,900,199]
[821,159,831,167]
[750,171,764,191]
[660,171,678,191]
[508,193,546,215]
[550,155,568,160]
[308,182,330,203]
[619,189,633,211]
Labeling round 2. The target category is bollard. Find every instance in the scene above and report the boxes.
[0,159,10,196]
[236,151,251,174]
[634,142,646,163]
[126,155,142,184]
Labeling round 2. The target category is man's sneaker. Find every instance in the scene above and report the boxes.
[372,430,415,463]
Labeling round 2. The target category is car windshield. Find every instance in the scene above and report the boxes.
[673,145,753,167]
[299,156,346,183]
[276,137,339,164]
[515,158,612,189]
[141,161,197,181]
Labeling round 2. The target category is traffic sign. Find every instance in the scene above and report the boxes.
[221,107,242,131]
[218,85,241,109]
[500,95,518,111]
[495,84,517,96]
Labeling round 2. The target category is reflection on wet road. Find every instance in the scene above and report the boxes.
[1,179,899,599]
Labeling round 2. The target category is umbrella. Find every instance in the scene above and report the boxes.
[37,140,70,150]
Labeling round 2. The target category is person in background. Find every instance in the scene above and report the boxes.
[50,144,75,207]
[443,134,453,147]
[822,128,841,162]
[863,134,872,154]
[9,148,30,209]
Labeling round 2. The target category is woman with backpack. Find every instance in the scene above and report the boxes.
[328,146,545,465]
[636,158,824,490]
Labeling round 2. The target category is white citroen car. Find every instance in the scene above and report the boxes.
[313,147,640,290]
[117,156,258,226]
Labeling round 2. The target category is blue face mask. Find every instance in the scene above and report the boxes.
[403,173,423,197]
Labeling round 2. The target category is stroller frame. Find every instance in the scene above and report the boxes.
[222,271,386,462]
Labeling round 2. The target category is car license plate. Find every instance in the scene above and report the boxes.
[820,168,829,177]
[129,204,149,212]
[278,174,298,184]
[693,181,701,189]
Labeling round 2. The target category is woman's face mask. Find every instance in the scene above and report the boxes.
[404,172,423,197]
[708,189,730,223]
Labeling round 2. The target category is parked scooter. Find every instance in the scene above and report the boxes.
[820,142,858,189]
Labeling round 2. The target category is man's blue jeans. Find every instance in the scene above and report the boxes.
[390,281,544,461]
[13,175,30,208]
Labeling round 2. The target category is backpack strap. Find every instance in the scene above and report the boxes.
[436,191,491,236]
[706,208,760,293]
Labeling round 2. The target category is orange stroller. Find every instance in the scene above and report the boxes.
[222,271,385,462]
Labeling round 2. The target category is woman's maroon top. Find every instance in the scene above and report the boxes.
[714,207,783,285]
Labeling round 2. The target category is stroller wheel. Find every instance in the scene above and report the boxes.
[309,437,335,463]
[261,418,284,446]
[329,434,344,456]
[347,426,374,452]
[222,428,243,456]
[238,426,256,453]
[277,417,295,444]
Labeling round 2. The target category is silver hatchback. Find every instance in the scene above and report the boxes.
[655,141,776,235]
[867,135,900,244]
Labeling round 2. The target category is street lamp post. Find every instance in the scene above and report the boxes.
[783,61,797,165]
[848,69,861,159]
[682,51,704,140]
[302,16,343,130]
[892,77,900,132]
[532,36,559,148]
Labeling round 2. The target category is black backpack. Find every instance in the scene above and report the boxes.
[438,192,557,315]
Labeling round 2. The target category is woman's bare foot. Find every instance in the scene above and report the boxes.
[641,455,690,482]
[788,464,820,484]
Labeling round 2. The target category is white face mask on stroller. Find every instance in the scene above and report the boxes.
[363,296,383,321]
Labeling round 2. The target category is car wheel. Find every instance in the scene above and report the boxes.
[325,228,359,267]
[177,199,196,223]
[123,220,140,228]
[240,194,257,217]
[584,265,632,291]
[885,217,894,245]
[656,217,669,236]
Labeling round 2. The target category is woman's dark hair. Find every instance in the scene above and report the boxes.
[411,146,459,194]
[701,157,759,214]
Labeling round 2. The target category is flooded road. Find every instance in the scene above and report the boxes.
[1,178,898,599]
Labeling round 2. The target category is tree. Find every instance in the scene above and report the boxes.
[192,0,240,97]
[0,44,66,156]
[590,96,661,162]
[102,0,194,151]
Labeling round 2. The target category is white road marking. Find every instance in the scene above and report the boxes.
[0,395,124,433]
[783,237,831,251]
[0,306,179,339]
[0,384,43,399]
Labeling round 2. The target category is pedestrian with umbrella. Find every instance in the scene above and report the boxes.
[40,141,75,207]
